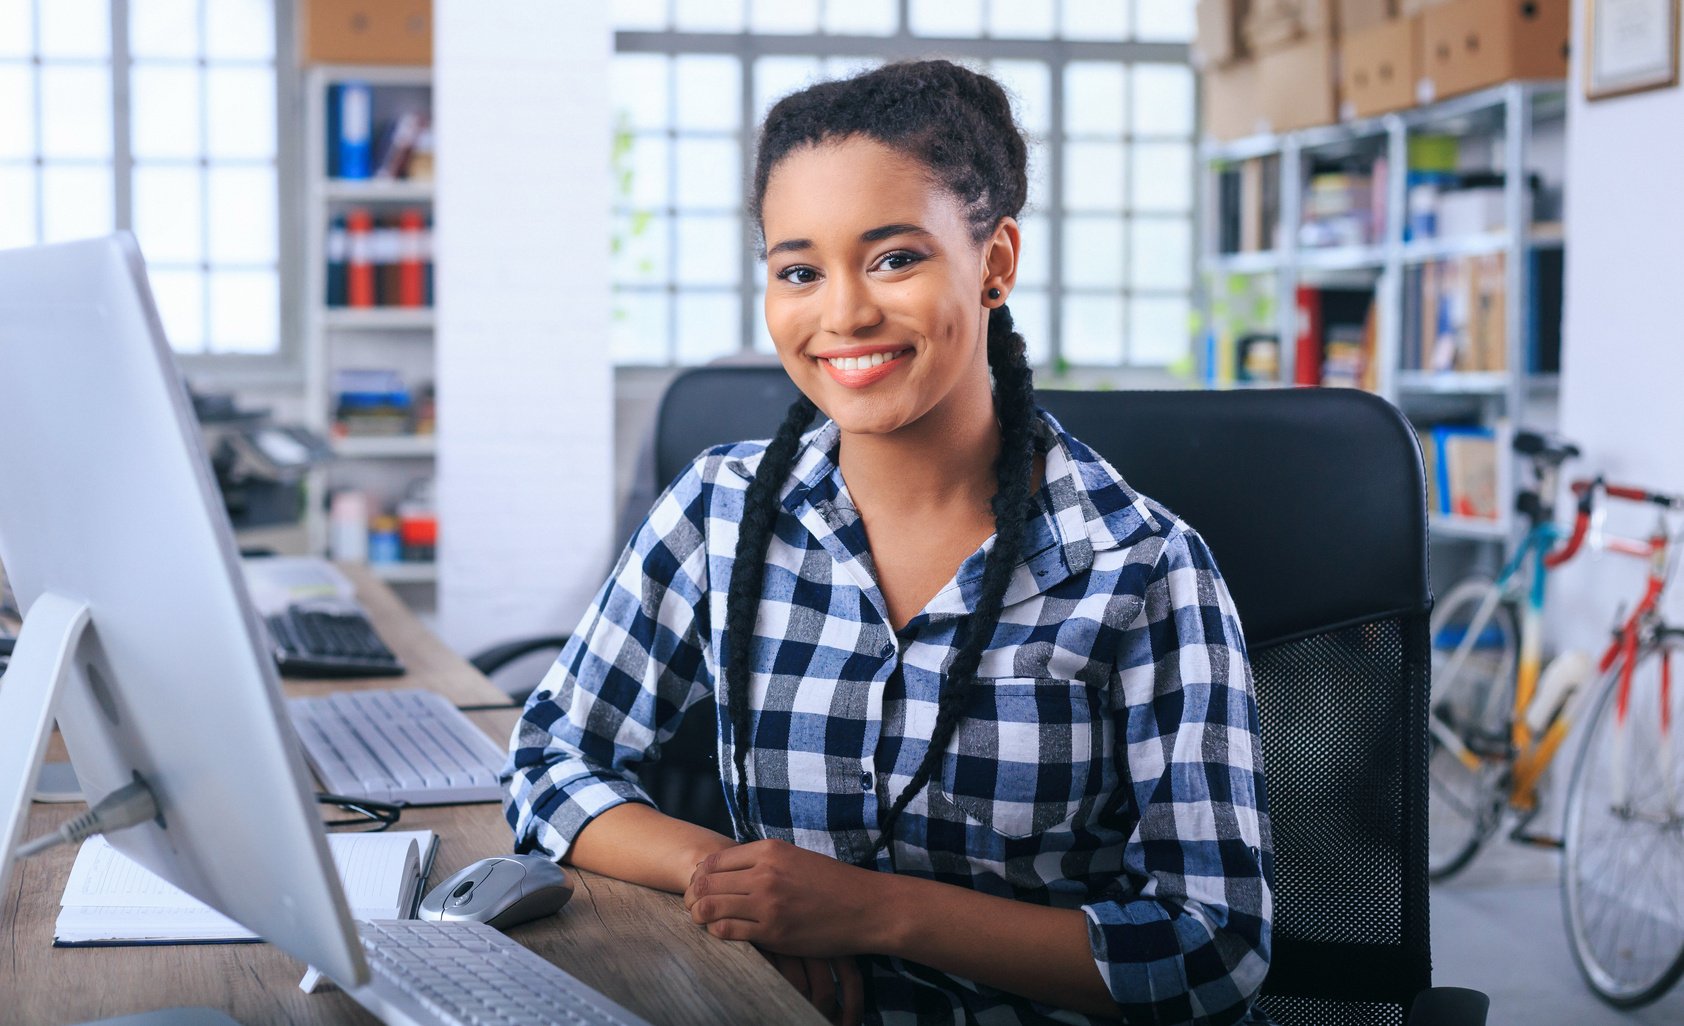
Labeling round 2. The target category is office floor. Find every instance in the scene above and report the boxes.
[1431,833,1684,1024]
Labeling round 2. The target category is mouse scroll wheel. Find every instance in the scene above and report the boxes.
[447,880,476,906]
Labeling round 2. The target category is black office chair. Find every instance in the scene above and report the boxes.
[478,365,1486,1025]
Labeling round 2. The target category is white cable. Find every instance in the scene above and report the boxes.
[14,777,158,858]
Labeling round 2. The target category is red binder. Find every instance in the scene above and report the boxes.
[397,209,426,308]
[346,208,375,308]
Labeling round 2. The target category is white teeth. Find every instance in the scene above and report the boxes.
[825,350,905,371]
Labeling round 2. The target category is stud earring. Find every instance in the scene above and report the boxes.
[987,287,1001,300]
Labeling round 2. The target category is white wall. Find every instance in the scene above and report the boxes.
[1546,1,1684,653]
[434,3,616,658]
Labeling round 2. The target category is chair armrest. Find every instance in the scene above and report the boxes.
[469,635,571,676]
[1408,987,1488,1026]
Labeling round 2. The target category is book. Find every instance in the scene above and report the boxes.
[55,830,436,946]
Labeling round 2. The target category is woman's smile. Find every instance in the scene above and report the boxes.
[816,346,913,387]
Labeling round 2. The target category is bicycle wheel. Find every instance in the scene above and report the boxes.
[1427,576,1517,879]
[1562,635,1684,1007]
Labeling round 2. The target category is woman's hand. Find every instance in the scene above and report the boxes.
[683,838,888,957]
[757,947,865,1026]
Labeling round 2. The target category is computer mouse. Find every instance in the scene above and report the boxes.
[418,854,573,930]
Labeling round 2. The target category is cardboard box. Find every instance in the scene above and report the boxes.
[1262,34,1339,132]
[1195,0,1250,68]
[1418,0,1568,102]
[1340,15,1420,119]
[1338,0,1396,32]
[1202,60,1270,140]
[302,0,432,65]
[1244,0,1333,54]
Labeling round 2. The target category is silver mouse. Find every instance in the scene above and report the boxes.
[418,854,574,930]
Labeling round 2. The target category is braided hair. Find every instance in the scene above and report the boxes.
[729,60,1038,859]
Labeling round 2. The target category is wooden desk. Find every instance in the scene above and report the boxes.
[0,574,823,1026]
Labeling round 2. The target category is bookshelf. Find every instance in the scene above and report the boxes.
[1198,80,1566,544]
[302,65,439,597]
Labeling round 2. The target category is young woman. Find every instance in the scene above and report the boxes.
[506,60,1273,1026]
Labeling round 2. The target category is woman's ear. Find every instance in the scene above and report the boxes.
[982,217,1021,304]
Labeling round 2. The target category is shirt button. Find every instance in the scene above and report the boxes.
[860,771,873,791]
[879,643,894,659]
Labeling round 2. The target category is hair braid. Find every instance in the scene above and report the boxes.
[867,305,1037,857]
[724,394,818,839]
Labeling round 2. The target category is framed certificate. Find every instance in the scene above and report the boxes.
[1586,0,1681,100]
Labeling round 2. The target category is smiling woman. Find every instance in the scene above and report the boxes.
[505,60,1273,1026]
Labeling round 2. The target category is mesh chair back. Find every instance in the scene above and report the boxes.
[652,369,1435,1022]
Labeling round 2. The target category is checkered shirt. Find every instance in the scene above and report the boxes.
[504,408,1274,1026]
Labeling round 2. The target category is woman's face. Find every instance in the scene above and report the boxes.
[759,136,1017,438]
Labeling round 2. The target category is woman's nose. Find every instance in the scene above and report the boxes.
[819,272,883,338]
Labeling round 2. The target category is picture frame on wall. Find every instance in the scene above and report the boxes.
[1586,0,1681,100]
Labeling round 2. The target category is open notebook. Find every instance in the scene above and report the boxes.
[55,829,437,946]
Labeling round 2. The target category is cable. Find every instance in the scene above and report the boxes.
[14,776,159,858]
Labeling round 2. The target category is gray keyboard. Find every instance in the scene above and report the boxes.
[289,689,505,804]
[358,919,654,1026]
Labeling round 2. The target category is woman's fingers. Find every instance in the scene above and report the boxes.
[803,957,836,1017]
[688,892,762,925]
[832,957,864,1026]
[683,866,757,911]
[766,951,810,999]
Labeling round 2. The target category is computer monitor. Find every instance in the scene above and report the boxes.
[0,234,367,988]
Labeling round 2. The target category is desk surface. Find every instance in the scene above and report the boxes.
[0,574,823,1026]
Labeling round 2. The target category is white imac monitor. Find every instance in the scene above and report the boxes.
[0,234,367,988]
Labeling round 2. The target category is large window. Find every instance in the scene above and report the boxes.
[0,0,287,358]
[610,0,1195,369]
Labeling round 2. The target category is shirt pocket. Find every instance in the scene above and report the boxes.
[934,676,1103,840]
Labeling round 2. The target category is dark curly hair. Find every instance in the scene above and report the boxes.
[724,59,1039,861]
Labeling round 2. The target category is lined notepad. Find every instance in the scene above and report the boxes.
[55,830,435,946]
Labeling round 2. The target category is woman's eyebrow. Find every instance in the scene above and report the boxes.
[766,223,933,259]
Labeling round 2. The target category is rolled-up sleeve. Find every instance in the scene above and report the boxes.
[1082,526,1273,1026]
[502,458,716,861]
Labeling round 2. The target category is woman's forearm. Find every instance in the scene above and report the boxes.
[868,872,1117,1018]
[565,801,738,894]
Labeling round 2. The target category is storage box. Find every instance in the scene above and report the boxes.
[302,0,432,65]
[1418,0,1568,102]
[1262,34,1339,132]
[1244,0,1332,54]
[1195,0,1250,68]
[1203,60,1270,140]
[1340,15,1420,119]
[1338,0,1396,32]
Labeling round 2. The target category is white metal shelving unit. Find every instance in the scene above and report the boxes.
[1198,80,1567,544]
[301,64,437,589]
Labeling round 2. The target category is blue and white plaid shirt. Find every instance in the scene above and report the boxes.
[505,409,1273,1026]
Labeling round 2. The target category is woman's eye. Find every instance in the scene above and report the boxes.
[878,251,921,271]
[776,265,818,285]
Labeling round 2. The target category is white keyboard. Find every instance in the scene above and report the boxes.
[289,689,505,804]
[354,919,654,1026]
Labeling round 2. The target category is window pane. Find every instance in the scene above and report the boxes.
[207,165,276,263]
[39,0,108,58]
[821,55,879,80]
[1062,216,1124,289]
[40,65,112,159]
[614,211,669,284]
[1025,138,1049,209]
[612,290,671,363]
[0,0,32,58]
[130,0,200,59]
[1062,294,1125,365]
[1131,142,1192,212]
[910,0,981,36]
[674,290,739,363]
[1005,287,1050,366]
[755,56,822,120]
[0,164,36,247]
[206,66,275,159]
[750,0,820,34]
[1132,64,1194,136]
[752,285,774,353]
[133,164,204,263]
[676,214,741,286]
[1130,219,1191,291]
[41,163,112,241]
[1015,216,1049,287]
[1063,141,1125,212]
[673,137,740,209]
[675,0,744,32]
[613,0,668,31]
[989,59,1050,136]
[987,0,1054,38]
[1129,296,1192,365]
[1060,0,1127,40]
[0,64,33,158]
[620,133,669,209]
[612,54,669,132]
[1063,62,1125,136]
[204,0,273,61]
[131,64,201,160]
[1135,1,1195,42]
[149,267,205,352]
[208,268,278,353]
[822,0,897,35]
[674,55,740,132]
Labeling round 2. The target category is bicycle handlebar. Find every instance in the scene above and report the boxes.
[1548,477,1684,568]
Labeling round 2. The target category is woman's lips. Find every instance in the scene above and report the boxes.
[817,349,911,388]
